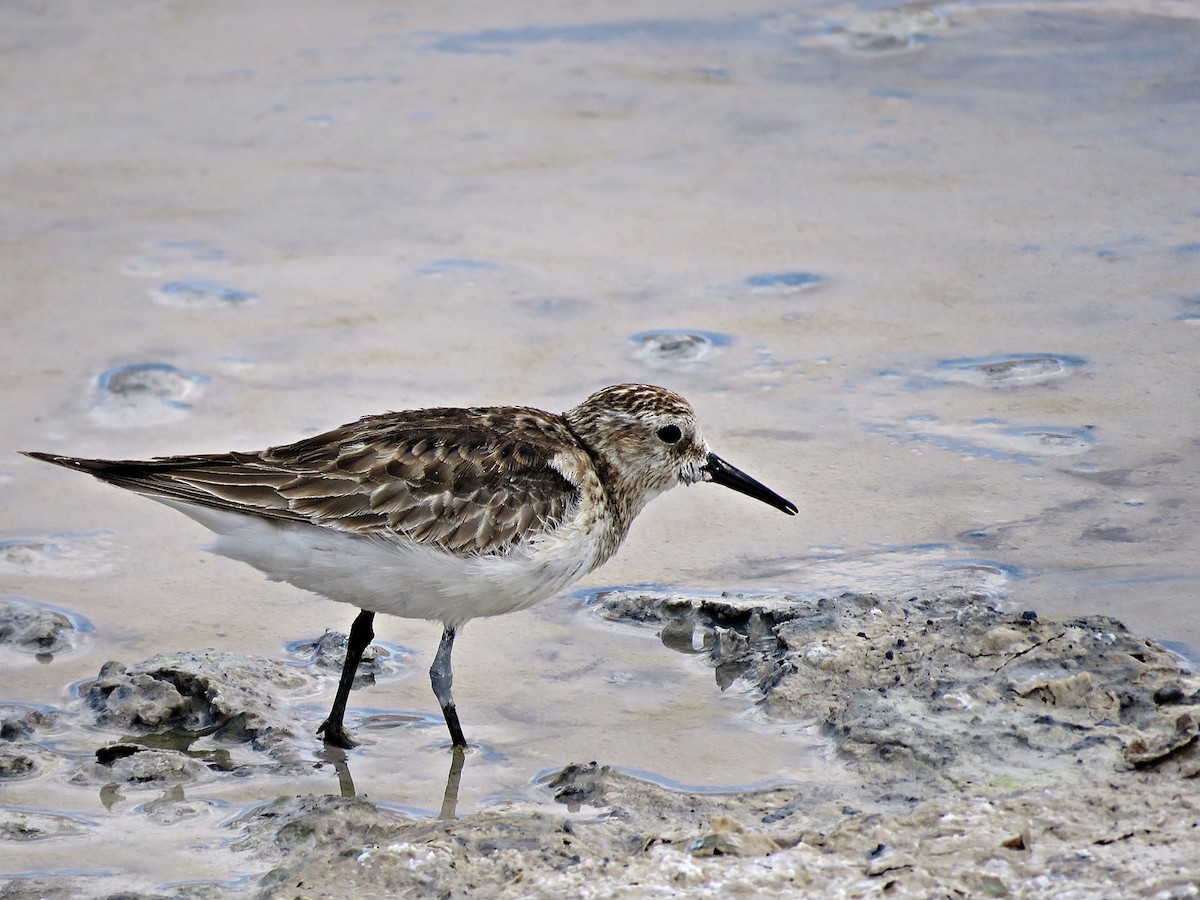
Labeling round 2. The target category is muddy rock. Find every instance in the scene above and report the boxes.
[1123,711,1200,777]
[689,815,783,857]
[227,592,1200,897]
[250,764,828,897]
[83,650,315,762]
[596,590,1200,798]
[243,747,1200,898]
[0,707,61,780]
[538,760,836,845]
[82,746,211,786]
[249,794,619,899]
[10,591,1200,898]
[0,879,78,900]
[232,794,406,862]
[0,881,172,900]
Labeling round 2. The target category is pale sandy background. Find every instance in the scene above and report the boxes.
[2,0,1198,891]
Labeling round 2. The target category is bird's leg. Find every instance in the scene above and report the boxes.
[430,624,468,748]
[317,609,375,749]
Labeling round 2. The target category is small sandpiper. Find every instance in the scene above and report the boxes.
[26,383,796,749]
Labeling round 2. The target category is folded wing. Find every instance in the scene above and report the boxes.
[24,406,583,557]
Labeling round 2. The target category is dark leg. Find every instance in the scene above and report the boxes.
[317,609,375,749]
[430,624,468,748]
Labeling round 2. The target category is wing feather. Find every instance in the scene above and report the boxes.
[25,405,585,557]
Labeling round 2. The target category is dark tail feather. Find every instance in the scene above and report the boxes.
[23,451,177,495]
[23,451,108,473]
[22,451,303,522]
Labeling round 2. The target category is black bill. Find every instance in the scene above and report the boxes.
[703,453,797,516]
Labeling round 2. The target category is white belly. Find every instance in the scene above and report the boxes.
[157,500,609,627]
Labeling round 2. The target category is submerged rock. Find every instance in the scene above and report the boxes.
[290,628,405,687]
[0,704,57,741]
[0,598,77,656]
[0,746,37,779]
[0,808,90,842]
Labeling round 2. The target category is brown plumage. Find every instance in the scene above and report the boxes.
[28,406,584,557]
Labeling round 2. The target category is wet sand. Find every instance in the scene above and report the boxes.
[3,0,1200,894]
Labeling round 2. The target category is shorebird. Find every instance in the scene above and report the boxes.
[25,383,796,749]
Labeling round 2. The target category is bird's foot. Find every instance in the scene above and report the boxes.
[316,719,357,749]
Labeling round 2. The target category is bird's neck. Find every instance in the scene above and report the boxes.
[561,415,649,542]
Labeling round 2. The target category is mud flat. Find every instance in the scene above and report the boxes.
[4,589,1199,898]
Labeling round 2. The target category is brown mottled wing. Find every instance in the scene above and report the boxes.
[25,406,584,556]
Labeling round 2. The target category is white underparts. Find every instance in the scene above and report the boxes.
[156,497,608,627]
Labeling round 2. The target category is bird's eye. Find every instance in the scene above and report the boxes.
[656,424,683,444]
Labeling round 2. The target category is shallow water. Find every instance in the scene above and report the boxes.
[2,0,1199,892]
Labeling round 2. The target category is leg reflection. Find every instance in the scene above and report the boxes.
[318,744,358,798]
[319,735,466,814]
[439,745,466,819]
